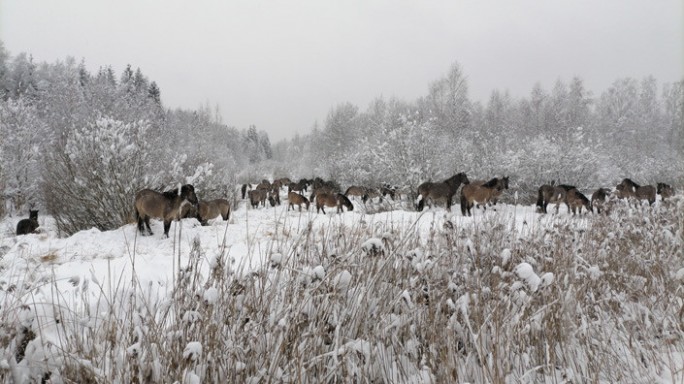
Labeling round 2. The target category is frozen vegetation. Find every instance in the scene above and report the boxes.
[0,194,683,383]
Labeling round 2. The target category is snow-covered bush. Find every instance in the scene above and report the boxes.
[42,117,160,235]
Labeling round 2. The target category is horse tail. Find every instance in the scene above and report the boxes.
[536,187,544,208]
[241,184,247,199]
[460,190,467,216]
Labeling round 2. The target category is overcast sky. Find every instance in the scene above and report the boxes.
[1,0,682,141]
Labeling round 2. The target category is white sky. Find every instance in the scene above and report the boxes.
[1,0,682,141]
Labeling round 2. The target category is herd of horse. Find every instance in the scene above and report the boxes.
[536,178,674,215]
[132,174,676,237]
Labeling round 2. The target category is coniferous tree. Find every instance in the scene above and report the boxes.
[148,81,161,103]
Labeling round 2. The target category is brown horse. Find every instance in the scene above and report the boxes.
[536,184,576,214]
[288,179,311,193]
[310,185,340,203]
[269,185,282,206]
[134,184,198,237]
[344,186,367,201]
[416,172,470,211]
[272,177,291,191]
[248,189,268,209]
[197,199,231,226]
[255,181,271,191]
[657,183,674,201]
[288,191,310,212]
[460,177,508,216]
[469,176,509,207]
[590,188,611,214]
[315,193,354,214]
[566,188,591,215]
[363,187,385,203]
[616,178,656,206]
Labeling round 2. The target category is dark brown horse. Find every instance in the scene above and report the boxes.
[590,188,611,214]
[134,184,198,237]
[536,184,576,214]
[616,178,656,206]
[416,172,470,211]
[287,191,310,212]
[315,193,354,214]
[657,183,674,201]
[460,177,508,216]
[16,209,39,235]
[566,188,591,215]
[197,199,231,226]
[248,189,268,209]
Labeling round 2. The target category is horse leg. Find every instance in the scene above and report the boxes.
[163,220,171,238]
[416,196,425,212]
[144,217,153,236]
[460,193,467,216]
[137,215,145,234]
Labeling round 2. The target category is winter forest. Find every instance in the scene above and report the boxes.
[0,40,682,234]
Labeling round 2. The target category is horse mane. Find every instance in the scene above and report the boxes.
[162,188,180,199]
[558,184,576,191]
[444,172,467,186]
[622,178,640,189]
[482,178,499,188]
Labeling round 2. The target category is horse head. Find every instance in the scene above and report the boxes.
[180,184,199,207]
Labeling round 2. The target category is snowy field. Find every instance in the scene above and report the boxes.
[0,192,683,383]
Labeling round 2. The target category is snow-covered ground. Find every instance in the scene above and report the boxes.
[0,191,682,383]
[0,197,576,305]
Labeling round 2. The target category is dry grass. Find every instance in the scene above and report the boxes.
[1,198,683,383]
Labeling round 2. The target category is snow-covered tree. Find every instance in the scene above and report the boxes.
[0,98,50,214]
[7,53,38,102]
[0,41,10,100]
[421,62,471,138]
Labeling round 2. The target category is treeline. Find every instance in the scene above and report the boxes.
[0,42,272,234]
[0,40,681,234]
[273,64,684,195]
